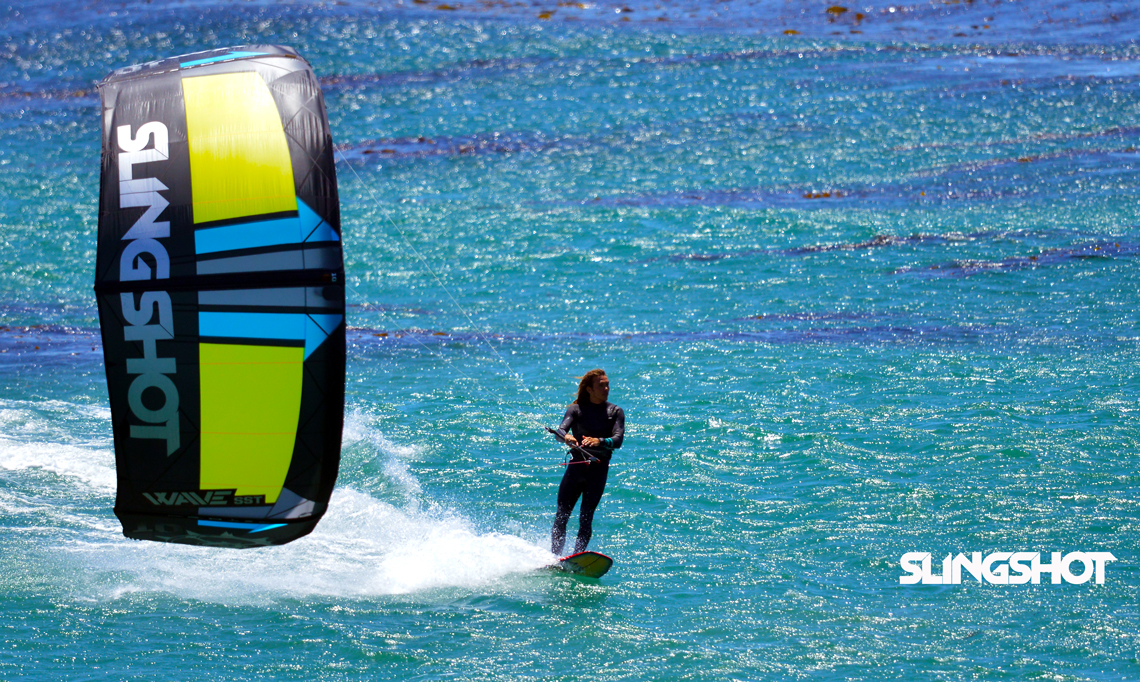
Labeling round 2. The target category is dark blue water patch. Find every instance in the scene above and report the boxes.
[320,45,875,97]
[659,229,1138,275]
[595,186,874,210]
[0,312,1114,364]
[633,45,867,68]
[0,324,101,364]
[939,72,1140,98]
[0,318,1003,357]
[321,44,828,93]
[591,185,912,211]
[320,56,556,94]
[0,85,98,107]
[348,302,433,316]
[13,40,1113,113]
[595,145,1140,211]
[0,303,98,328]
[782,232,977,255]
[906,147,1140,203]
[893,125,1140,154]
[335,108,807,166]
[10,41,1132,108]
[336,131,592,162]
[660,230,1005,264]
[346,322,1005,349]
[915,146,1140,180]
[738,311,887,323]
[841,54,1140,98]
[893,240,1140,278]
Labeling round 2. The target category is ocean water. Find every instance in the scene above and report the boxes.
[2,1,1139,679]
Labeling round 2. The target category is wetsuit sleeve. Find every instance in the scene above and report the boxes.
[555,405,577,439]
[608,406,625,450]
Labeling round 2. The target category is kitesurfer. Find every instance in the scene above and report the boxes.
[551,369,624,556]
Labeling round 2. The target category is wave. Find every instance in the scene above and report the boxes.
[2,408,554,603]
[63,486,553,603]
[0,399,115,491]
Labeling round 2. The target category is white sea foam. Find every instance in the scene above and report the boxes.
[0,400,116,491]
[0,437,116,491]
[0,400,552,602]
[343,408,425,497]
[67,487,554,604]
[49,413,554,603]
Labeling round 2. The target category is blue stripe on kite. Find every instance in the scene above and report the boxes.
[196,216,303,254]
[198,310,342,357]
[305,314,343,359]
[298,199,340,244]
[180,51,268,68]
[194,199,339,255]
[195,215,302,254]
[198,519,287,534]
[199,311,306,341]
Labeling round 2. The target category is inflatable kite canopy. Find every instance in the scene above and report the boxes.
[95,46,344,548]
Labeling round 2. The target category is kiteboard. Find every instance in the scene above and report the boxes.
[548,551,614,579]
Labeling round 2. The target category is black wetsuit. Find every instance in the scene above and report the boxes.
[551,400,625,555]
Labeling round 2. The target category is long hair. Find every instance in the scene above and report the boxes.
[573,369,607,406]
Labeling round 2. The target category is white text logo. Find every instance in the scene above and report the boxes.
[900,552,1117,585]
[117,122,179,455]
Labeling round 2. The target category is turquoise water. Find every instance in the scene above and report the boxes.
[2,1,1139,679]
